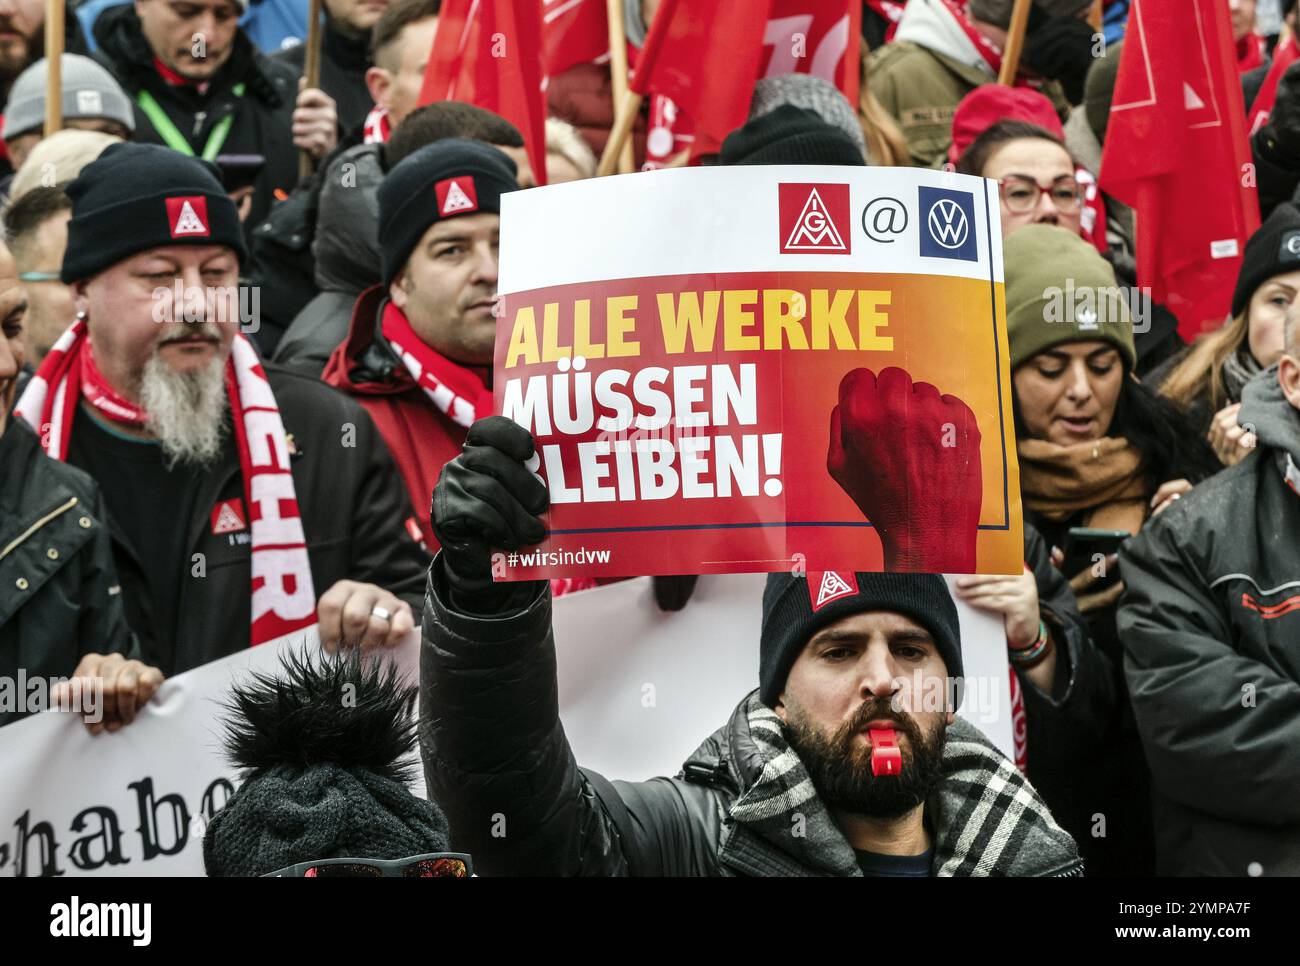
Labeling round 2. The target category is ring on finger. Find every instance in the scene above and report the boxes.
[371,605,392,623]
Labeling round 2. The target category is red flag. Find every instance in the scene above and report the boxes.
[419,0,549,186]
[543,0,610,77]
[1248,33,1300,136]
[762,0,863,108]
[630,0,775,157]
[1099,0,1260,339]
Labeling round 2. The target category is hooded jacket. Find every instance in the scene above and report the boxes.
[321,287,481,548]
[868,0,1070,167]
[420,561,1084,876]
[92,4,301,229]
[271,142,385,374]
[1118,364,1300,875]
[0,418,134,727]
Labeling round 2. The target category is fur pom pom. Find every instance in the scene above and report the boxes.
[219,648,419,784]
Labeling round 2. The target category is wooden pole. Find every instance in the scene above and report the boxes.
[605,0,636,173]
[1088,0,1103,32]
[597,89,643,177]
[299,0,324,179]
[998,0,1034,85]
[44,0,64,137]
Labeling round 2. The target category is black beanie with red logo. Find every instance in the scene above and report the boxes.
[378,138,519,289]
[759,571,963,708]
[61,142,247,283]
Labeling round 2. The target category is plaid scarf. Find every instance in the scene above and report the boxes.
[727,694,1082,876]
[14,319,317,647]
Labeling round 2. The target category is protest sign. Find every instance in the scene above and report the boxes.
[0,628,417,878]
[495,165,1022,581]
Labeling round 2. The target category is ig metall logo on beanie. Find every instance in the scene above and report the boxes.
[919,186,976,262]
[165,195,211,239]
[778,183,851,255]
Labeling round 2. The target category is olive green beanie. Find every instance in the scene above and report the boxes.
[1004,224,1137,371]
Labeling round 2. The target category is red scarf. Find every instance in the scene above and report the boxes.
[363,105,391,144]
[935,0,1014,79]
[866,0,908,41]
[14,319,317,647]
[1238,33,1267,74]
[153,57,210,95]
[380,301,492,428]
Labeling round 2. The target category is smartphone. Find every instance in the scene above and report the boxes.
[1061,527,1130,590]
[215,153,266,193]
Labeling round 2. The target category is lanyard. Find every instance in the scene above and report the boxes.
[136,83,246,161]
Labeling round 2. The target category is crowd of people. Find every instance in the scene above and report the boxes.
[1,0,1298,878]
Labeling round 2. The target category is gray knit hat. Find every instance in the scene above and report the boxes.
[2,55,136,143]
[203,650,451,877]
[749,73,869,162]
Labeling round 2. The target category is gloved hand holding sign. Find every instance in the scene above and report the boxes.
[828,367,983,574]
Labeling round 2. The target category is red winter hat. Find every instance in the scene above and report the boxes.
[948,85,1065,167]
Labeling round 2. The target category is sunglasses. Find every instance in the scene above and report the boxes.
[263,852,473,877]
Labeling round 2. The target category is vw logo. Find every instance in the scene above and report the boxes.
[927,198,970,250]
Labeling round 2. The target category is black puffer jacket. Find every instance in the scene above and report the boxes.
[420,561,1084,876]
[0,419,134,728]
[93,5,302,230]
[1119,365,1300,875]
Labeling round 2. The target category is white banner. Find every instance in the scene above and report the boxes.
[0,576,1011,876]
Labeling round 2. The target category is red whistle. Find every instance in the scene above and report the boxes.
[869,727,902,776]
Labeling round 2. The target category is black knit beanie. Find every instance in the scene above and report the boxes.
[1232,203,1300,319]
[203,650,451,877]
[61,142,247,283]
[759,571,963,707]
[720,104,866,166]
[378,137,519,289]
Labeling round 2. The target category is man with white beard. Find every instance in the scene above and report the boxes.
[14,143,427,677]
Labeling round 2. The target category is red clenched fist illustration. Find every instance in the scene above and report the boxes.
[828,367,983,573]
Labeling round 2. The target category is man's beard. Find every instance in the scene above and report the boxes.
[139,348,229,468]
[784,696,948,821]
[0,20,36,82]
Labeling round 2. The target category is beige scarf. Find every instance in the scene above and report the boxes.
[1018,436,1150,535]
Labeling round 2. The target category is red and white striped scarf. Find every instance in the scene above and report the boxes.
[363,105,392,144]
[14,319,317,646]
[380,300,492,429]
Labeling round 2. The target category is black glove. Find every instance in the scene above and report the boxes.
[1020,4,1096,105]
[431,415,549,608]
[1261,60,1300,163]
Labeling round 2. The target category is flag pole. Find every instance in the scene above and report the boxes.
[299,0,324,180]
[598,90,643,177]
[44,0,64,137]
[1088,0,1103,32]
[998,0,1034,85]
[605,0,636,173]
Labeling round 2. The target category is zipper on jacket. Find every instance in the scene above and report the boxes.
[0,496,79,563]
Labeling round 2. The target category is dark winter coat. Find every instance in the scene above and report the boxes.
[1119,365,1300,875]
[0,419,134,727]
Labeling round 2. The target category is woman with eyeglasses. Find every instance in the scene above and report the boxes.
[955,118,1085,240]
